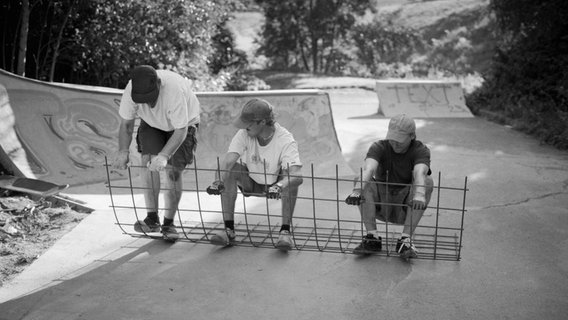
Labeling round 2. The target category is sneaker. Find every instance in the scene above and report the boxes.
[276,230,293,251]
[396,236,418,259]
[134,217,160,233]
[210,229,236,246]
[161,225,179,242]
[352,234,382,255]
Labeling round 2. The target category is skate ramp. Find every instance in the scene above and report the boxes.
[0,69,352,187]
[375,80,474,118]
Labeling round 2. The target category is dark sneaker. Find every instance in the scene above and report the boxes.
[352,234,382,255]
[161,225,179,242]
[210,229,236,246]
[396,236,418,259]
[134,217,160,233]
[276,230,293,251]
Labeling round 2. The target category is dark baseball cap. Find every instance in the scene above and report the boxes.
[130,65,159,103]
[234,98,275,129]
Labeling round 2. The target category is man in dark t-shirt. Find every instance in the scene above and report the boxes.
[345,114,433,259]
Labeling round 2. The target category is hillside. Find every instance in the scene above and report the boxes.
[368,0,489,30]
[228,0,492,76]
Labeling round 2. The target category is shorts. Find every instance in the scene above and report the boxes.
[136,120,198,170]
[372,176,434,224]
[231,163,281,197]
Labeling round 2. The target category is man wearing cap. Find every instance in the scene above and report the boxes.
[345,114,433,258]
[112,65,200,242]
[206,98,303,251]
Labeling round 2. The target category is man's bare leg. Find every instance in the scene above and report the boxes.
[163,167,183,221]
[280,184,298,226]
[360,182,379,233]
[352,182,383,254]
[134,155,161,233]
[210,165,242,245]
[142,155,160,213]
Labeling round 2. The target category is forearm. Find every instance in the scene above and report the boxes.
[353,168,375,190]
[353,158,379,190]
[118,120,134,152]
[159,127,188,158]
[412,165,429,197]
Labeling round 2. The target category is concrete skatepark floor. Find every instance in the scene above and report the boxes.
[0,86,567,319]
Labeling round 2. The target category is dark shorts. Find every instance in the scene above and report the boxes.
[232,163,281,197]
[136,120,198,170]
[373,176,434,225]
[375,185,412,225]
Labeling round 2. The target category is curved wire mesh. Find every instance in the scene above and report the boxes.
[104,157,468,261]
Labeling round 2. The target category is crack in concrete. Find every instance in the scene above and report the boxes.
[480,191,567,210]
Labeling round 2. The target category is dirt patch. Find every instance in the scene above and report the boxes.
[0,194,88,287]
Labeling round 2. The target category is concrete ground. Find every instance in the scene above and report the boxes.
[0,88,567,320]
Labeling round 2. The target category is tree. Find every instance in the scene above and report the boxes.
[256,0,374,73]
[1,0,243,88]
[467,0,568,149]
[352,21,424,74]
[66,0,236,87]
[16,0,30,76]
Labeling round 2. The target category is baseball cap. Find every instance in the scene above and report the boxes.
[385,114,416,143]
[130,65,159,103]
[234,98,274,129]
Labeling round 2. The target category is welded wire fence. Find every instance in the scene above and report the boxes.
[105,158,468,261]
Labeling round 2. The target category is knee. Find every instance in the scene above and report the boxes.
[362,181,378,194]
[168,170,182,182]
[282,184,300,198]
[290,176,303,188]
[225,163,247,181]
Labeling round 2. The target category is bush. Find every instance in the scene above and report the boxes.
[466,0,568,150]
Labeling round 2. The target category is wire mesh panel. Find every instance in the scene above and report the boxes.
[105,158,468,261]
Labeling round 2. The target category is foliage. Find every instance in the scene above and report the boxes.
[208,22,268,91]
[351,21,424,75]
[209,24,248,75]
[466,0,568,149]
[0,0,250,89]
[66,0,234,87]
[350,3,496,79]
[422,7,497,76]
[255,0,375,73]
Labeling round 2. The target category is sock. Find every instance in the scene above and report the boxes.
[225,220,235,231]
[163,218,174,226]
[147,212,159,223]
[280,224,290,232]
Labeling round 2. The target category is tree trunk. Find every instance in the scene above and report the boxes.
[311,35,319,73]
[49,1,75,82]
[34,0,54,79]
[16,0,30,76]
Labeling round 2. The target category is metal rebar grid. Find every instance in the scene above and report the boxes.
[104,158,468,261]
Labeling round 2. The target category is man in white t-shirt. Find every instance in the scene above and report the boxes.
[112,65,200,242]
[206,98,303,251]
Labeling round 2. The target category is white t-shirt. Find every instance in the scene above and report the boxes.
[228,123,302,185]
[119,70,200,131]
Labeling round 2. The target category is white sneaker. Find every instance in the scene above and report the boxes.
[210,229,236,246]
[161,225,179,243]
[133,217,160,233]
[276,230,293,251]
